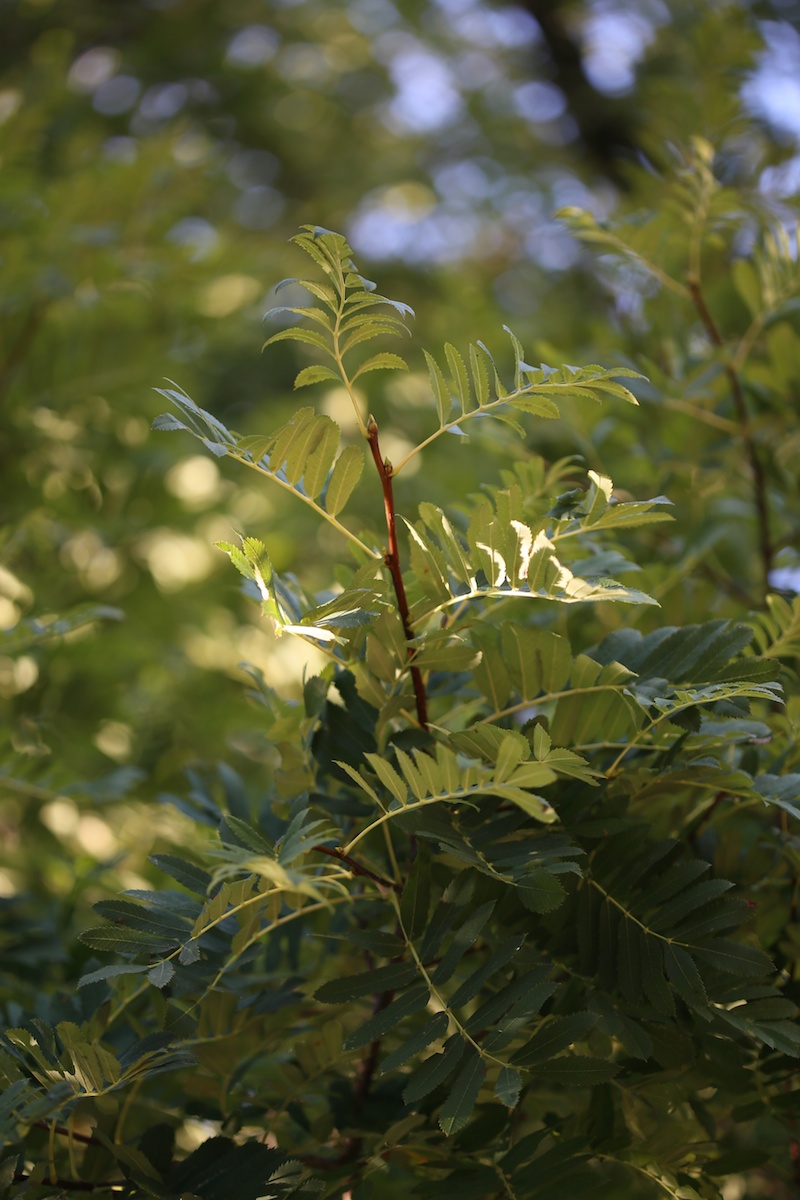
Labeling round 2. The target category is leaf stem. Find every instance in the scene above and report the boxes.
[331,244,370,438]
[591,1155,688,1200]
[389,373,636,477]
[227,450,380,560]
[394,897,508,1069]
[343,787,484,857]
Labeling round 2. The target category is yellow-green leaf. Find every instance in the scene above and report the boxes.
[326,444,364,515]
[294,364,341,389]
[352,352,409,380]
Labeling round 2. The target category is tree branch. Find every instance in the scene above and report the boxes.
[32,1121,100,1146]
[366,416,429,729]
[687,277,773,603]
[311,844,400,892]
[14,1173,126,1192]
[0,302,45,404]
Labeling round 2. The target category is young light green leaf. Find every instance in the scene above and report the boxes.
[469,343,490,407]
[424,349,452,426]
[487,785,557,823]
[364,752,408,805]
[236,433,275,463]
[294,364,341,389]
[352,352,408,380]
[302,417,340,498]
[268,408,315,477]
[325,444,364,515]
[262,326,332,354]
[216,537,284,625]
[444,343,471,414]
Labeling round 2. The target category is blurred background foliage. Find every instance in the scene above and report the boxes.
[1,0,800,1127]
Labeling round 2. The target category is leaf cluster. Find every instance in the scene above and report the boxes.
[6,203,800,1200]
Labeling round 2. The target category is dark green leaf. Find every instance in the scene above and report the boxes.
[511,1013,597,1068]
[466,967,554,1034]
[664,944,707,1007]
[315,961,418,1004]
[78,926,175,954]
[641,935,674,1016]
[149,855,211,896]
[431,901,496,986]
[617,918,643,1003]
[531,1056,619,1086]
[449,933,525,1008]
[148,961,175,989]
[403,1035,465,1103]
[343,985,429,1051]
[495,1066,522,1108]
[690,938,773,976]
[439,1050,486,1135]
[400,850,431,941]
[380,1012,449,1075]
[92,899,190,939]
[518,870,566,914]
[78,964,151,988]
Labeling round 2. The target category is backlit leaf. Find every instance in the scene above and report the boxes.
[325,444,364,515]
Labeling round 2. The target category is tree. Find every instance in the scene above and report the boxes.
[2,3,800,1198]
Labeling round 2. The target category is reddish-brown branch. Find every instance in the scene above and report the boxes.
[0,302,45,403]
[32,1121,100,1146]
[13,1174,126,1192]
[366,417,429,729]
[686,789,727,846]
[297,988,395,1175]
[311,844,400,892]
[687,278,773,604]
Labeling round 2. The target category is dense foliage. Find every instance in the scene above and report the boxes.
[2,2,800,1198]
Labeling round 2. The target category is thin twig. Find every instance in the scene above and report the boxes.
[687,277,773,602]
[366,416,429,729]
[311,844,400,892]
[13,1173,126,1192]
[0,302,45,404]
[297,985,395,1176]
[686,790,727,846]
[32,1121,100,1147]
